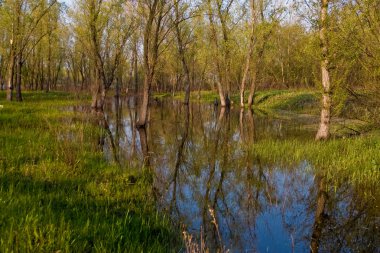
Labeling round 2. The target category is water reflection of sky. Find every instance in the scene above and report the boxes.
[99,97,379,252]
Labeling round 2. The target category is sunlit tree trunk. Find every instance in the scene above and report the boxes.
[316,0,331,141]
[206,0,227,107]
[137,0,161,127]
[240,0,256,107]
[247,69,257,107]
[216,0,232,104]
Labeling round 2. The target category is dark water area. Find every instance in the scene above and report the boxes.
[95,96,378,252]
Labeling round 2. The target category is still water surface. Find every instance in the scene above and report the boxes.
[94,97,378,252]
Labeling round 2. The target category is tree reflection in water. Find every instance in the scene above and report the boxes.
[96,97,379,252]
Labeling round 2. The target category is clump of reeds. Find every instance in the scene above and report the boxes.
[183,206,229,253]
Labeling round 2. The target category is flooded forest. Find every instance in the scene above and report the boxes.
[0,0,379,252]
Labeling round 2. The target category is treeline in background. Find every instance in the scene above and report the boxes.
[0,0,379,129]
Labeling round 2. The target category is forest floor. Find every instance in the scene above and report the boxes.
[0,91,179,252]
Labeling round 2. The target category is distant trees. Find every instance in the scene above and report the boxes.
[72,0,134,110]
[0,0,59,101]
[0,0,378,128]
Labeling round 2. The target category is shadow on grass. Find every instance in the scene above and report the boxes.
[0,172,179,252]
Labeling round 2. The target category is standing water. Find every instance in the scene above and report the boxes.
[97,97,378,252]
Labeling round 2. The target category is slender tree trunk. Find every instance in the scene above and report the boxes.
[216,0,231,102]
[46,35,52,92]
[240,60,250,107]
[239,108,244,141]
[240,0,256,107]
[138,127,150,167]
[247,33,270,107]
[40,58,44,91]
[247,69,257,107]
[137,0,160,128]
[16,52,23,101]
[316,0,331,141]
[207,0,226,107]
[137,73,152,127]
[6,44,15,101]
[216,80,226,106]
[91,68,102,109]
[174,0,191,105]
[133,41,138,95]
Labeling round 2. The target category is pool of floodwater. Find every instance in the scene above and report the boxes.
[95,97,379,252]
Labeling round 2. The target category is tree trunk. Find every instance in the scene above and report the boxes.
[216,0,231,100]
[316,0,331,141]
[174,0,191,105]
[240,0,256,107]
[133,41,138,96]
[247,70,257,107]
[15,52,23,102]
[137,0,160,128]
[46,35,52,92]
[240,60,250,107]
[207,0,227,107]
[91,69,102,110]
[216,80,226,106]
[137,74,151,127]
[138,127,150,167]
[6,44,15,101]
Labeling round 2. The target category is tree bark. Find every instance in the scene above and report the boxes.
[15,52,23,101]
[216,0,232,100]
[316,0,331,141]
[174,0,191,105]
[91,68,102,109]
[241,0,257,107]
[137,0,161,128]
[206,0,227,107]
[247,69,257,107]
[6,43,15,101]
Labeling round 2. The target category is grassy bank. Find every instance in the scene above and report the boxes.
[156,89,379,132]
[154,89,320,111]
[0,92,179,252]
[250,133,380,188]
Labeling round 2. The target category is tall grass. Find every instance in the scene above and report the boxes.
[250,133,380,187]
[0,91,179,252]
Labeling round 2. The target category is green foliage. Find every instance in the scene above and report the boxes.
[0,91,179,252]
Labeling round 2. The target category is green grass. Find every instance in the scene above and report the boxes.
[250,132,380,188]
[155,89,320,111]
[254,90,319,111]
[0,91,179,252]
